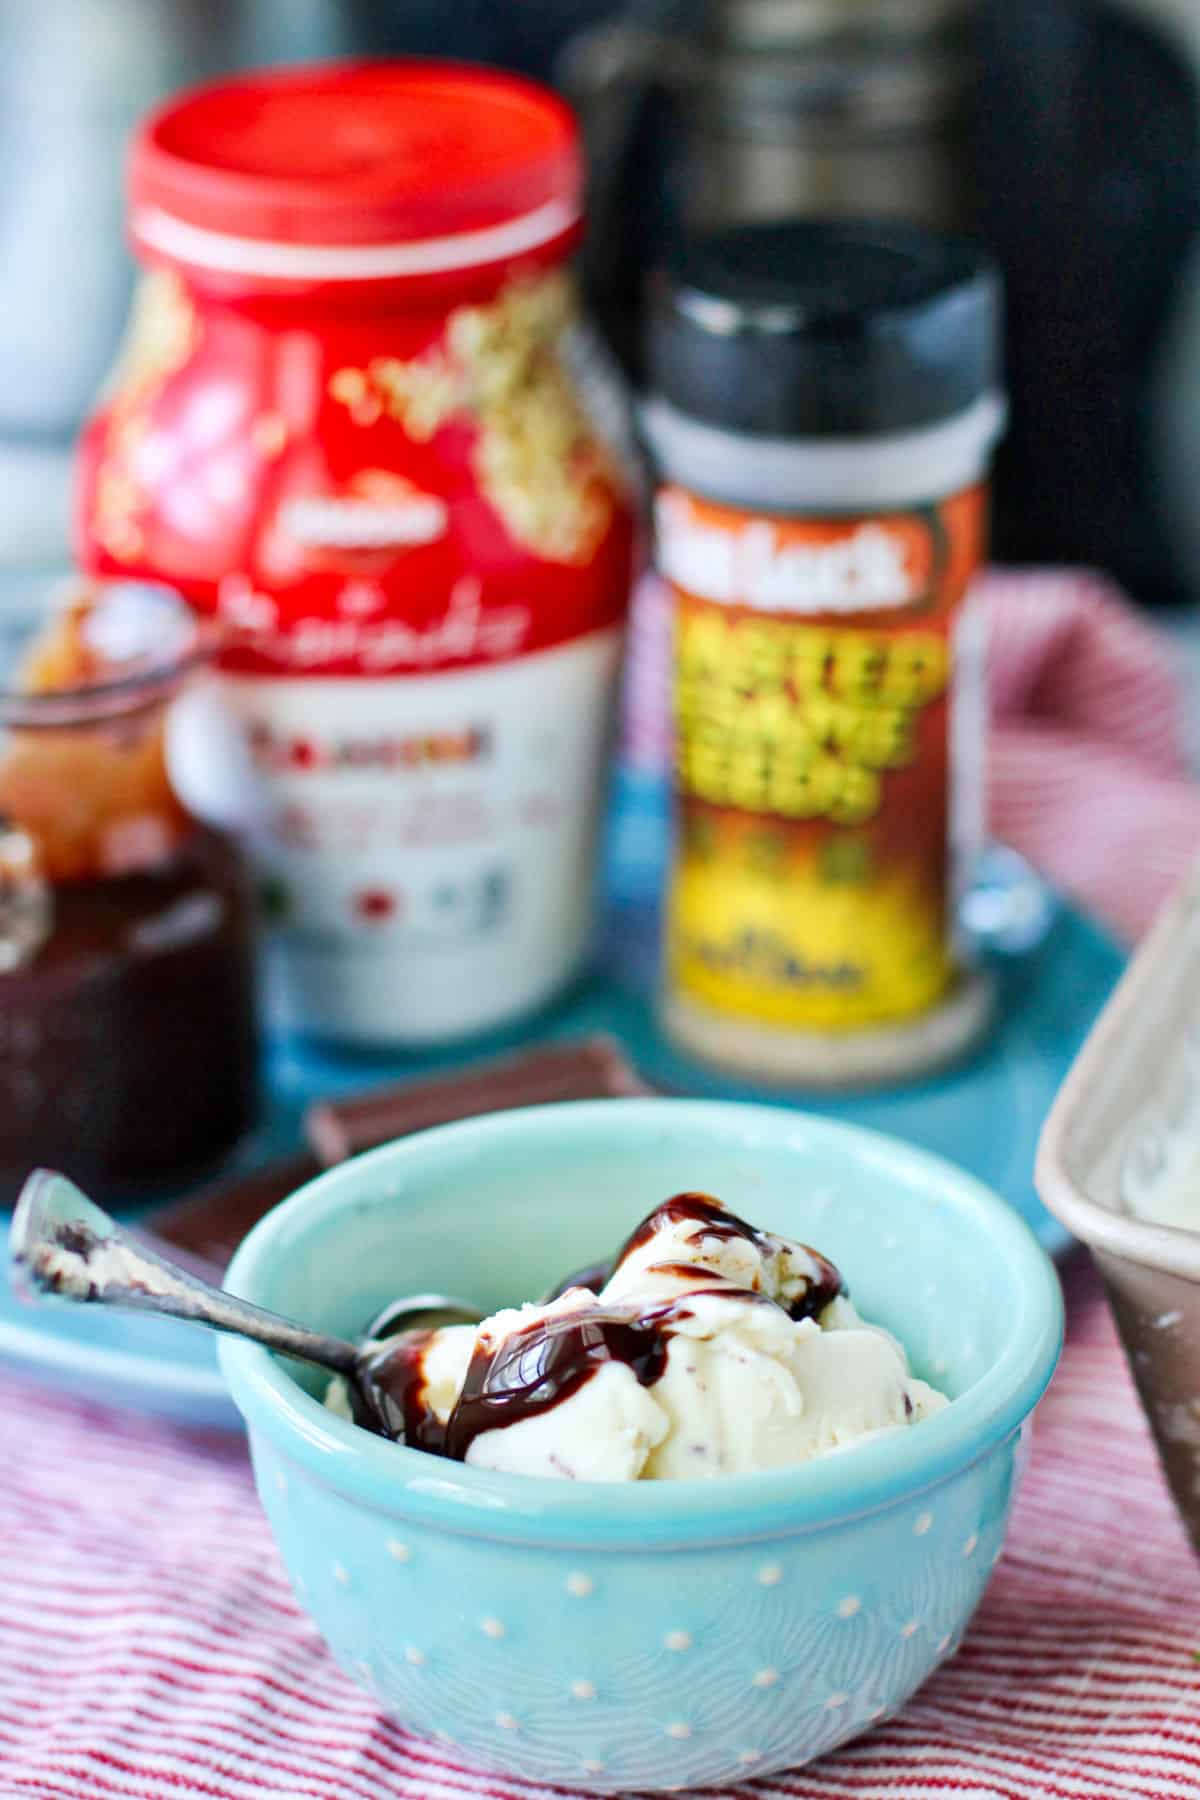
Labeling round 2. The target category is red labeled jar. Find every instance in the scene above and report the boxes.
[75,62,635,1046]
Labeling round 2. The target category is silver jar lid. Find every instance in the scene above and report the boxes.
[704,0,975,52]
[696,41,975,141]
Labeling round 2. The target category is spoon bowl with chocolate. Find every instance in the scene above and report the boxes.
[10,1169,484,1439]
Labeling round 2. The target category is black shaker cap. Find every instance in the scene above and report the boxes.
[646,219,1001,437]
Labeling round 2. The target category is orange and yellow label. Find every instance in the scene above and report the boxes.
[660,483,987,1033]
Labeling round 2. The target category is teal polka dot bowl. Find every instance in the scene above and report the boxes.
[219,1098,1062,1793]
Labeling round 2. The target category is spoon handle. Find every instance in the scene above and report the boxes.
[10,1169,359,1378]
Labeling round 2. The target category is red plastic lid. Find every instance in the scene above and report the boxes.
[129,60,583,281]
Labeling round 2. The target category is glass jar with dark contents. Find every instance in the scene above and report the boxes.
[0,583,257,1201]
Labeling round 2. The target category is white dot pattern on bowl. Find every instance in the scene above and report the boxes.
[268,1389,1023,1792]
[274,1470,287,1494]
[963,1534,979,1558]
[332,1562,350,1587]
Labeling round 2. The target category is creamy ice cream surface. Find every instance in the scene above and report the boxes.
[326,1192,947,1480]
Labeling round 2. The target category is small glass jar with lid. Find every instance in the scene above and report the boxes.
[0,582,257,1201]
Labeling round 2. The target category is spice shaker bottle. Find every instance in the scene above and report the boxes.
[644,220,1004,1086]
[74,62,635,1048]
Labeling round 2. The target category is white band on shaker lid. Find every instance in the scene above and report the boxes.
[641,390,1008,514]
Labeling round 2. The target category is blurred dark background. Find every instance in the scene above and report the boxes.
[3,0,1200,604]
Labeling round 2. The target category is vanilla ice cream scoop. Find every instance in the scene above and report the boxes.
[327,1192,947,1479]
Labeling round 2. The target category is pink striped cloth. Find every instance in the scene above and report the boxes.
[2,1260,1198,1800]
[4,564,1200,1799]
[619,566,1200,943]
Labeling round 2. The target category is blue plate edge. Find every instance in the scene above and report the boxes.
[0,886,1117,1432]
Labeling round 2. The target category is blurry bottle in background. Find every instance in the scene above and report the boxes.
[0,0,353,570]
[562,0,1200,606]
[678,0,977,234]
[561,0,978,382]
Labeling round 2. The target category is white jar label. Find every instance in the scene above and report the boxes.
[217,627,622,1044]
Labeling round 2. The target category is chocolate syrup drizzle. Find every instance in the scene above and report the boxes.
[611,1192,845,1325]
[355,1193,846,1462]
[442,1296,680,1462]
[353,1329,446,1452]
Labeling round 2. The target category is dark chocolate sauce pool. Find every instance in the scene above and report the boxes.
[442,1299,677,1462]
[354,1329,447,1452]
[354,1193,846,1462]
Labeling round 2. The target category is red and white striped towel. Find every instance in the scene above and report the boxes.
[1,1260,1198,1800]
[620,566,1200,944]
[4,567,1200,1799]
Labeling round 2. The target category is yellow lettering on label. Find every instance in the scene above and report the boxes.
[827,633,888,702]
[673,608,948,826]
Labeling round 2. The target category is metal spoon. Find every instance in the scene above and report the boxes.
[9,1169,484,1435]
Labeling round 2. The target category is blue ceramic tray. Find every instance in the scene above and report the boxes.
[0,768,1124,1430]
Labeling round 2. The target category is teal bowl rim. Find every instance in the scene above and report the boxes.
[219,1099,1064,1547]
